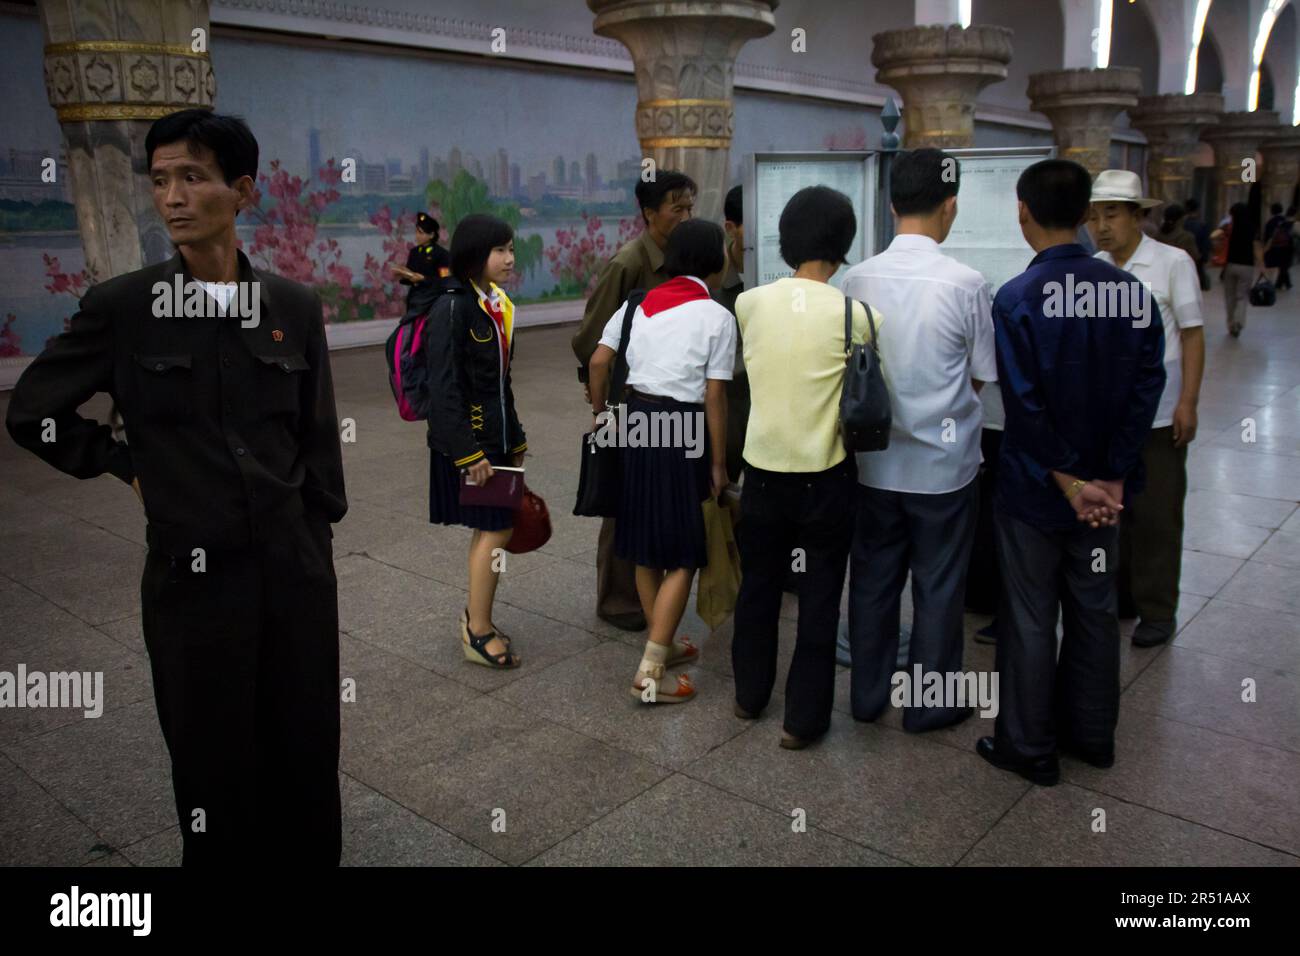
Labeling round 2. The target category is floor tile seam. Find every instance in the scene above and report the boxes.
[1058,779,1300,861]
[669,762,931,867]
[336,768,512,867]
[951,784,1036,866]
[0,747,123,861]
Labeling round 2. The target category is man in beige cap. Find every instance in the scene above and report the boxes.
[1087,169,1205,648]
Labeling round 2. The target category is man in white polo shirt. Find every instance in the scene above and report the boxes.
[1088,169,1205,648]
[840,147,997,733]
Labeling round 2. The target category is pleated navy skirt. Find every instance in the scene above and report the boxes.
[429,449,515,531]
[614,392,711,571]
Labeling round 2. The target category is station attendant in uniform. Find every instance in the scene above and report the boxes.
[5,109,348,865]
[393,212,451,311]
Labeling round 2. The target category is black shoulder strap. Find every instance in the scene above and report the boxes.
[844,297,878,351]
[611,289,647,400]
[843,295,852,354]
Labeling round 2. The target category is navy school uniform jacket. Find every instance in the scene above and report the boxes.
[422,278,527,468]
[992,243,1166,532]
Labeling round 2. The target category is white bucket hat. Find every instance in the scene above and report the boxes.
[1091,169,1161,209]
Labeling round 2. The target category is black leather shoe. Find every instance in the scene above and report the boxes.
[976,736,1060,786]
[734,701,760,720]
[1132,619,1175,648]
[598,611,647,632]
[779,728,823,750]
[1059,735,1115,768]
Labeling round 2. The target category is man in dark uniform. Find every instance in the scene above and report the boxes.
[393,212,451,313]
[5,109,347,865]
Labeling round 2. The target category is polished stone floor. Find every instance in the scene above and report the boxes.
[2,286,1299,867]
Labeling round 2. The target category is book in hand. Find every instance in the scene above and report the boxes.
[459,465,525,509]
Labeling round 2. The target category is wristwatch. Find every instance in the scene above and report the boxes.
[1064,479,1087,500]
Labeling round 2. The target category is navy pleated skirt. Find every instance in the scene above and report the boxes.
[429,449,515,531]
[614,392,711,571]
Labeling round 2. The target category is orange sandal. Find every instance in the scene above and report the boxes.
[630,664,695,704]
[666,636,699,668]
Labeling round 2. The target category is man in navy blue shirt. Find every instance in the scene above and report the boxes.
[976,160,1166,786]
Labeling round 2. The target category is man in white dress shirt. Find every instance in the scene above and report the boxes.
[840,148,998,732]
[1088,170,1205,648]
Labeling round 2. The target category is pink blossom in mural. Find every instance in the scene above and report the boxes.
[0,313,21,358]
[244,159,412,322]
[544,211,643,298]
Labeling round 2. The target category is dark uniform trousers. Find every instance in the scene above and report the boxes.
[732,458,856,739]
[848,479,979,731]
[1117,425,1188,624]
[993,511,1120,759]
[142,513,341,866]
[964,429,1003,615]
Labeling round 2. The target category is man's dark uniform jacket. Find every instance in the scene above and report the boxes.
[5,249,348,552]
[5,248,348,865]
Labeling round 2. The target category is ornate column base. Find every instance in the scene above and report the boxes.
[1027,68,1143,178]
[589,0,777,223]
[871,24,1014,149]
[1128,92,1224,206]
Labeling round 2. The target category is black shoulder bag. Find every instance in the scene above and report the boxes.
[840,296,891,453]
[573,290,646,517]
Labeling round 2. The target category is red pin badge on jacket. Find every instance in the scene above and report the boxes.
[271,329,284,341]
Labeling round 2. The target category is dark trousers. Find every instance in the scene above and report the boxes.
[964,429,1003,615]
[848,478,978,731]
[724,371,750,485]
[1118,426,1187,624]
[993,511,1120,759]
[732,457,856,739]
[597,517,642,618]
[140,512,342,865]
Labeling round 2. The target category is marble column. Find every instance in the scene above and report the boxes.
[1027,68,1143,177]
[871,24,1013,149]
[1201,111,1281,221]
[1260,127,1300,212]
[1127,92,1224,205]
[588,0,776,223]
[40,0,216,281]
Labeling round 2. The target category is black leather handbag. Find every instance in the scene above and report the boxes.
[573,290,645,517]
[839,296,891,453]
[1249,274,1277,307]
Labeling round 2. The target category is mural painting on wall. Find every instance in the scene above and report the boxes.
[0,156,644,354]
[0,20,870,358]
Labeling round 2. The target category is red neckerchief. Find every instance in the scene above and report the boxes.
[640,275,711,317]
[479,288,509,368]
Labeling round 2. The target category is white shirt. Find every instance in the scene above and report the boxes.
[840,234,998,494]
[1095,233,1204,429]
[597,276,736,404]
[200,280,239,315]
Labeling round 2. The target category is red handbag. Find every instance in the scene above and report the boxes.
[506,488,552,554]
